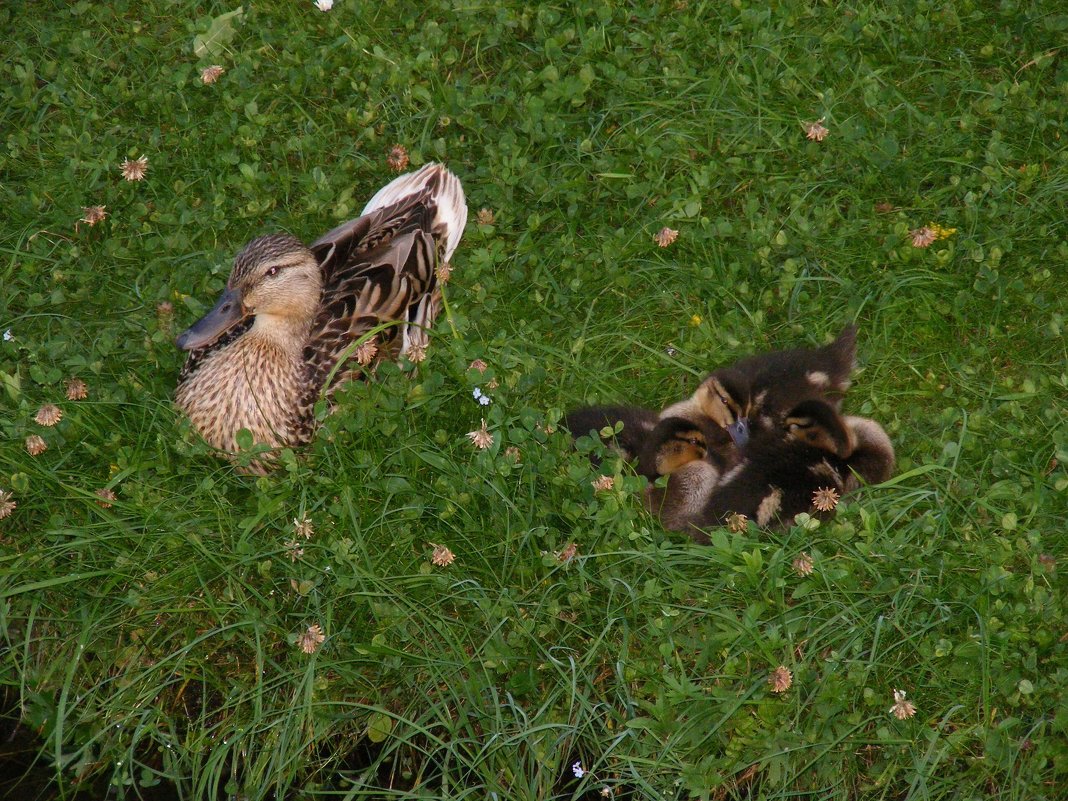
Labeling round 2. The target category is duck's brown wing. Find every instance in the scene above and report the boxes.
[299,178,460,410]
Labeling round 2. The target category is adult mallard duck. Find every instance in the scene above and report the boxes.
[175,163,467,470]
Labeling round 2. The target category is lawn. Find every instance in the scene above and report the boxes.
[1,1,1066,799]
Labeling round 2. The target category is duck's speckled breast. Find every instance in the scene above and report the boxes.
[175,335,305,453]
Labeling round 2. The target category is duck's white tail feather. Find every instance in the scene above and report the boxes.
[361,163,468,262]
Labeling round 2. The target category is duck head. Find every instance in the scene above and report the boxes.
[693,368,752,446]
[177,233,321,351]
[783,399,854,459]
[652,417,710,475]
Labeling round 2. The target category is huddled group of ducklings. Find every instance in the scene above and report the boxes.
[173,163,893,536]
[564,326,895,538]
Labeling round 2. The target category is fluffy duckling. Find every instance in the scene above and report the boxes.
[659,368,752,446]
[563,405,660,464]
[684,399,894,534]
[641,414,739,530]
[636,413,738,476]
[659,324,857,448]
[175,163,467,470]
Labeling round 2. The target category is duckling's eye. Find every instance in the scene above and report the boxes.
[265,266,280,278]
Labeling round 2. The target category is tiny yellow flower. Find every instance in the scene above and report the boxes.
[930,222,957,240]
[689,314,702,327]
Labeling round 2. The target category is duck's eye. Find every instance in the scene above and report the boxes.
[265,266,280,278]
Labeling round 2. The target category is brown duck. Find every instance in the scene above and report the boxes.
[175,163,467,470]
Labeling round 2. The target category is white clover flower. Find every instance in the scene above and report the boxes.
[3,329,12,342]
[314,0,333,10]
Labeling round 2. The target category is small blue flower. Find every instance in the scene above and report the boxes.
[473,387,491,406]
[572,761,585,779]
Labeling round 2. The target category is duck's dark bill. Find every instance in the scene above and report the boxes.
[727,417,750,447]
[176,287,243,351]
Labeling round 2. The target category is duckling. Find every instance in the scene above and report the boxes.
[563,405,660,464]
[673,399,894,534]
[638,416,714,476]
[731,323,857,429]
[564,404,736,490]
[641,414,739,531]
[838,415,896,490]
[659,368,752,446]
[175,163,467,471]
[645,458,723,534]
[659,324,857,448]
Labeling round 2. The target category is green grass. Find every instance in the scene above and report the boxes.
[2,1,1066,798]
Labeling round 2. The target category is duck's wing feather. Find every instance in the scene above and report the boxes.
[301,164,466,403]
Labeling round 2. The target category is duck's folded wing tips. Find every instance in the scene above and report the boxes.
[430,167,468,263]
[400,290,441,356]
[361,163,468,263]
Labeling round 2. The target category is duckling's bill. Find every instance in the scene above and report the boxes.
[726,417,750,447]
[176,287,244,351]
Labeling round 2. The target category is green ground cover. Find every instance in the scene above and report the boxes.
[1,1,1066,798]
